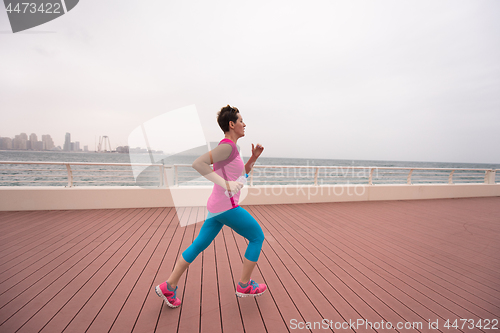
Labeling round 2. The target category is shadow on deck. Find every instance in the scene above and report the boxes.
[0,197,499,333]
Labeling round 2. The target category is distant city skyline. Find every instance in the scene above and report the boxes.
[0,131,159,154]
[0,127,157,154]
[0,131,88,151]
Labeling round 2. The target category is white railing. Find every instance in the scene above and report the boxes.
[0,161,498,187]
[175,164,499,186]
[0,161,166,187]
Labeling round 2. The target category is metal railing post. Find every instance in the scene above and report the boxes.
[484,170,496,184]
[407,169,413,185]
[448,170,454,184]
[164,165,174,187]
[65,164,73,187]
[369,168,374,185]
[164,166,169,188]
[159,165,164,187]
[314,167,319,186]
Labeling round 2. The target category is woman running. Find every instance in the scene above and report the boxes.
[155,105,267,308]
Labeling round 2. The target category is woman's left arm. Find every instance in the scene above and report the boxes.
[245,143,264,174]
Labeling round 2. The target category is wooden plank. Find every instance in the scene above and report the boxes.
[155,207,197,332]
[319,199,500,285]
[243,205,308,333]
[312,201,500,313]
[359,200,500,277]
[214,219,244,333]
[35,208,159,333]
[0,209,118,288]
[60,208,164,333]
[253,204,375,332]
[199,206,223,333]
[85,207,174,333]
[0,210,96,254]
[0,209,140,332]
[3,208,144,332]
[106,207,177,333]
[223,221,267,333]
[298,200,494,330]
[132,207,185,333]
[177,207,205,333]
[0,210,69,239]
[253,204,382,333]
[246,205,332,333]
[276,203,448,332]
[232,206,289,333]
[0,209,93,257]
[0,211,32,225]
[318,200,500,297]
[302,201,486,318]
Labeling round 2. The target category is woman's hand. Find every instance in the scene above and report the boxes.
[226,180,244,196]
[251,143,264,158]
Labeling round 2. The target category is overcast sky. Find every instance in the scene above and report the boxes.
[1,0,499,163]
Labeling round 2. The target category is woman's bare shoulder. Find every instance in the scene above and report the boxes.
[211,143,232,162]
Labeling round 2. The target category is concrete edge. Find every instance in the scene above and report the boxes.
[1,183,499,211]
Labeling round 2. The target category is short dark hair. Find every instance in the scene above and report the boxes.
[217,105,240,133]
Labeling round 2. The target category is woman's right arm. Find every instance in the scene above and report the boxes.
[192,144,242,192]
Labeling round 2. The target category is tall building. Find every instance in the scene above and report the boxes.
[28,133,44,150]
[42,135,55,150]
[34,141,44,150]
[13,133,28,150]
[0,137,12,149]
[29,133,38,150]
[64,133,71,151]
[75,141,80,151]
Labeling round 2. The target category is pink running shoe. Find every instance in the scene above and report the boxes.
[236,279,267,297]
[155,282,181,308]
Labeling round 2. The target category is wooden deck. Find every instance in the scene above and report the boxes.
[0,197,499,333]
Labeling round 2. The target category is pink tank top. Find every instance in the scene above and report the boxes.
[207,139,245,213]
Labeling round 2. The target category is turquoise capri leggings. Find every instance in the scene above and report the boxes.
[182,206,265,263]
